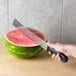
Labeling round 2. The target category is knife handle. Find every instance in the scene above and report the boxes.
[47,46,68,62]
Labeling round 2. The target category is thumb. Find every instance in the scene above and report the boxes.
[47,42,68,56]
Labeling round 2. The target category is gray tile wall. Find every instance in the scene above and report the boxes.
[61,0,76,43]
[0,0,8,38]
[0,0,76,43]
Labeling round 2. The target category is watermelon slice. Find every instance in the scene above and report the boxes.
[3,27,47,58]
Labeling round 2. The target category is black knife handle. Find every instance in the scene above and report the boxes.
[47,46,68,62]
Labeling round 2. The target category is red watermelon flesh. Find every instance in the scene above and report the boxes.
[6,28,45,46]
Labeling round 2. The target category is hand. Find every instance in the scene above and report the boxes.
[47,42,68,61]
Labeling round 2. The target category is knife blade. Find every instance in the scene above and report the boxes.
[13,19,68,62]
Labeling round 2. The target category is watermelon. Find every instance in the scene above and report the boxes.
[3,27,47,58]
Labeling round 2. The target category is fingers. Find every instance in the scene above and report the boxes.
[54,54,61,61]
[48,51,61,61]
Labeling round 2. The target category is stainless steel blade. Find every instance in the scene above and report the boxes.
[13,19,48,50]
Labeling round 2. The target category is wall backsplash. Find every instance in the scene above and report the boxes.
[0,0,76,43]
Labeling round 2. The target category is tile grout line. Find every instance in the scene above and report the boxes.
[60,0,63,43]
[7,0,9,30]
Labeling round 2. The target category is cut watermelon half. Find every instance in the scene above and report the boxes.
[3,27,47,58]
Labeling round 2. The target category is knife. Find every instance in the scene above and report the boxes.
[13,19,68,62]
